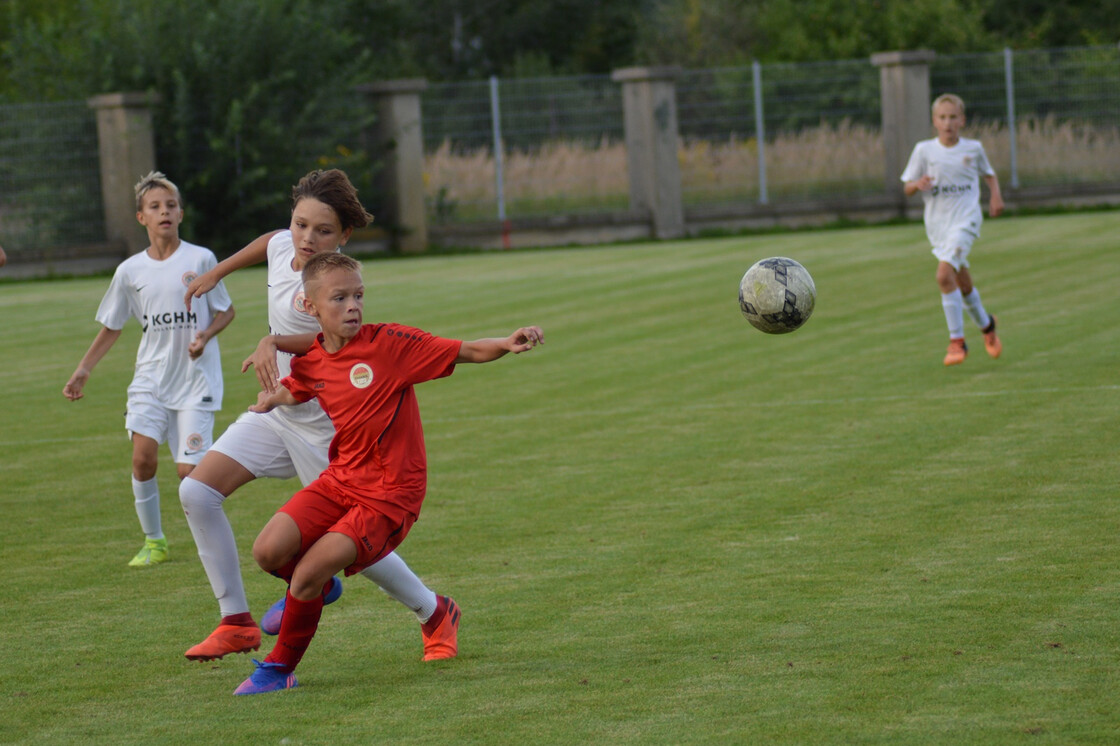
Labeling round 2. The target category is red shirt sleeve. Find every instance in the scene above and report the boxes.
[282,346,321,403]
[378,324,462,385]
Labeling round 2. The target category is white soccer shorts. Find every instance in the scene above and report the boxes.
[931,229,976,270]
[209,409,331,486]
[125,392,215,466]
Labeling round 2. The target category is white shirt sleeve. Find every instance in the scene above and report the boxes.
[900,142,927,183]
[94,265,137,331]
[974,142,996,178]
[202,252,234,313]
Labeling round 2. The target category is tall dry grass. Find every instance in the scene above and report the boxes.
[424,116,1120,218]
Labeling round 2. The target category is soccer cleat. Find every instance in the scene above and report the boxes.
[184,623,261,661]
[943,338,968,366]
[128,538,168,567]
[422,595,460,661]
[233,659,298,696]
[982,315,1002,358]
[260,576,343,636]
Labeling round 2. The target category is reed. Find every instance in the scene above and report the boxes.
[423,117,1120,219]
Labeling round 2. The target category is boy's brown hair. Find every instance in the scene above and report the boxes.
[291,169,374,231]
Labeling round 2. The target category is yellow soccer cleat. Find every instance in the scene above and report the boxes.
[128,538,168,567]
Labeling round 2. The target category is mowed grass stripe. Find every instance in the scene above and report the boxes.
[1,210,1119,744]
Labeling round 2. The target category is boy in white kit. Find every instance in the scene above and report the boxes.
[64,171,235,565]
[179,170,457,664]
[901,93,1004,366]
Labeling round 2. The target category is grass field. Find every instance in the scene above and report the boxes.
[2,212,1119,744]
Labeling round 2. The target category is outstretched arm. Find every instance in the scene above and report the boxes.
[455,326,544,364]
[63,327,122,400]
[185,230,280,310]
[188,305,236,359]
[241,332,319,392]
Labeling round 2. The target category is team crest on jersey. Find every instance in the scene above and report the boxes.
[962,156,972,167]
[350,363,374,389]
[292,289,310,314]
[182,271,198,287]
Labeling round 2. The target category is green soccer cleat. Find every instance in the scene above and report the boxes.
[128,538,169,567]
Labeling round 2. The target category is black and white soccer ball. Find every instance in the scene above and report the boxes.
[738,257,816,334]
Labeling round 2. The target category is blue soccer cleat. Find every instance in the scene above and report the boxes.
[233,659,298,696]
[260,576,343,635]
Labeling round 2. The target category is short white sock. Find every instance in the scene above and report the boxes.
[962,288,991,330]
[132,476,163,540]
[941,289,965,339]
[179,477,249,617]
[360,552,437,622]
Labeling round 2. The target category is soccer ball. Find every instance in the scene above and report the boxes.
[738,257,816,334]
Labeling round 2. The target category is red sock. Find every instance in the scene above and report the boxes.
[265,591,323,672]
[270,560,298,583]
[422,595,447,633]
[220,612,255,627]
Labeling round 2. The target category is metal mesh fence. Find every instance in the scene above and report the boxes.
[1,46,1116,260]
[0,101,105,256]
[423,74,624,223]
[932,46,1120,189]
[677,59,882,206]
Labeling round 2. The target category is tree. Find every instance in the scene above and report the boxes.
[3,0,377,250]
[634,0,995,65]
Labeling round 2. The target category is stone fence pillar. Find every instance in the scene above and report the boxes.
[87,92,161,256]
[871,50,936,207]
[611,66,685,240]
[357,79,429,253]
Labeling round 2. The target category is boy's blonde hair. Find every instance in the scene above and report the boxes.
[302,251,362,293]
[932,93,966,117]
[134,171,181,210]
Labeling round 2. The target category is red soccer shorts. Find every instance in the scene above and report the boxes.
[278,479,416,575]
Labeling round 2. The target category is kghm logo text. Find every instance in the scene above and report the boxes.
[142,310,198,333]
[931,183,973,198]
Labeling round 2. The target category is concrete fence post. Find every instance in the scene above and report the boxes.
[87,91,161,256]
[871,50,936,211]
[356,79,429,253]
[611,66,685,240]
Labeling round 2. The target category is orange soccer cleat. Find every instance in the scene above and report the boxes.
[943,338,968,366]
[421,595,460,661]
[982,316,1002,358]
[184,623,261,661]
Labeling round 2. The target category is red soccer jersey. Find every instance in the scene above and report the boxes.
[283,323,461,519]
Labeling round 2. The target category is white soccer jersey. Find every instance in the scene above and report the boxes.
[264,230,332,429]
[96,241,232,411]
[900,137,996,250]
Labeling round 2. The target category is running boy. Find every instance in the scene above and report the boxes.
[901,93,1004,366]
[64,171,235,565]
[233,252,543,695]
[180,169,451,664]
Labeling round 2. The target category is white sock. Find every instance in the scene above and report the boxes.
[132,476,163,540]
[941,289,965,339]
[179,477,249,617]
[962,288,991,330]
[360,552,438,622]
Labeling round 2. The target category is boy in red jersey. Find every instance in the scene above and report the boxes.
[234,252,543,695]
